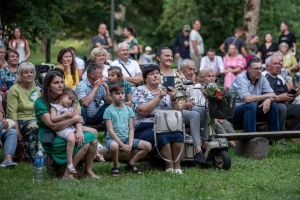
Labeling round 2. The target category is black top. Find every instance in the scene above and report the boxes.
[278,32,296,49]
[223,36,246,54]
[265,74,288,98]
[258,42,279,64]
[173,33,190,59]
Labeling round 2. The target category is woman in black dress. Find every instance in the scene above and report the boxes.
[257,33,279,64]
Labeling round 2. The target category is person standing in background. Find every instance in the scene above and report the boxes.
[174,25,191,69]
[8,27,31,64]
[123,27,139,60]
[246,34,259,55]
[189,20,204,82]
[92,23,113,50]
[278,22,297,55]
[0,25,4,47]
[220,28,247,57]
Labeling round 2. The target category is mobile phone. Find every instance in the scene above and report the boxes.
[163,76,175,92]
[288,88,297,95]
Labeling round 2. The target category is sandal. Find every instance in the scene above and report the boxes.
[111,167,119,177]
[124,163,142,174]
[94,153,105,162]
[67,164,77,174]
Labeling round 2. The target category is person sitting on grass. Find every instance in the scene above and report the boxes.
[50,87,104,174]
[106,66,132,106]
[103,81,151,177]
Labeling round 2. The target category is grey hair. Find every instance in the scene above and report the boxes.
[272,52,283,58]
[265,57,272,65]
[279,42,289,49]
[180,59,195,69]
[15,62,36,86]
[117,42,129,51]
[0,46,6,51]
[87,63,102,77]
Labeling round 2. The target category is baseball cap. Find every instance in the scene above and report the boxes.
[145,46,152,51]
[183,25,191,31]
[0,25,3,29]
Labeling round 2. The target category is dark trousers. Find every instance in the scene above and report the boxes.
[228,102,280,132]
[277,103,300,131]
[81,104,109,125]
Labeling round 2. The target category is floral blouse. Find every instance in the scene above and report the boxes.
[131,85,172,127]
[0,67,17,92]
[159,69,195,105]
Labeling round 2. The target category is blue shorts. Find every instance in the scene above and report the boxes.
[105,138,141,150]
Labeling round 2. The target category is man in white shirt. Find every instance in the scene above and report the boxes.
[111,43,143,88]
[200,48,224,75]
[189,19,204,82]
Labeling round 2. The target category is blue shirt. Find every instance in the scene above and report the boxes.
[230,71,274,107]
[75,78,106,118]
[103,104,135,140]
[173,33,190,59]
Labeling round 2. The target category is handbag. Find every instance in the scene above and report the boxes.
[42,129,56,146]
[2,119,16,134]
[14,142,33,164]
[153,110,185,162]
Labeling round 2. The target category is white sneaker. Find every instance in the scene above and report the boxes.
[165,168,174,173]
[174,169,183,174]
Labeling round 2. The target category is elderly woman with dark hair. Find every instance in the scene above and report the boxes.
[131,64,184,174]
[7,62,41,160]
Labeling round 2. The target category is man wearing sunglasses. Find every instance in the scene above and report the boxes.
[262,55,300,131]
[228,57,280,132]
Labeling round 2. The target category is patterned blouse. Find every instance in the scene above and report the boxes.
[0,67,17,92]
[131,85,172,128]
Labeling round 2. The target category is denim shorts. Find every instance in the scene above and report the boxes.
[105,138,141,150]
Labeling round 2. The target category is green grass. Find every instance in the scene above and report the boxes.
[27,39,90,65]
[1,138,300,200]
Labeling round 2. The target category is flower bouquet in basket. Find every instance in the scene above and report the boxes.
[204,84,236,119]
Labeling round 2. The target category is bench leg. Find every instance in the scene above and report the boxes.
[235,137,269,160]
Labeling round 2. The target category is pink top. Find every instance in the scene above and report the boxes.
[223,54,246,70]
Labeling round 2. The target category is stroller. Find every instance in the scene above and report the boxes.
[35,63,55,88]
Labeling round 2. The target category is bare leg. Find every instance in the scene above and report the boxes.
[66,132,76,165]
[4,154,13,160]
[62,143,89,180]
[84,139,100,178]
[129,141,151,165]
[171,142,183,169]
[83,127,98,136]
[109,141,120,177]
[159,144,174,170]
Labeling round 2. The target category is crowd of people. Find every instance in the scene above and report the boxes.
[0,20,299,180]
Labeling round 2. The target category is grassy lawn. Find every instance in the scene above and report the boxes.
[27,39,90,65]
[0,137,300,200]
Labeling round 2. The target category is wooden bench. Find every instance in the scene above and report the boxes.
[215,131,300,160]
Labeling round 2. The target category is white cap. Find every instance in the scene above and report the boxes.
[145,46,152,51]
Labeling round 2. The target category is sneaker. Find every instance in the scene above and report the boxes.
[165,168,174,173]
[0,159,18,168]
[174,169,183,174]
[194,152,206,164]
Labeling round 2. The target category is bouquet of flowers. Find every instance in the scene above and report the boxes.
[204,84,236,119]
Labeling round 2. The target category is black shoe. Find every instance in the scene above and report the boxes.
[194,152,206,164]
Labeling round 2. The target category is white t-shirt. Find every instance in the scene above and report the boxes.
[110,58,141,78]
[75,57,85,70]
[189,30,204,55]
[200,55,224,72]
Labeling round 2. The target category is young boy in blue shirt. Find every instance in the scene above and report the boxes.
[103,81,151,177]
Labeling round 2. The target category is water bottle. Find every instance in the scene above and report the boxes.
[33,148,45,183]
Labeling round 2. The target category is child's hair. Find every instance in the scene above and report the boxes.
[107,66,123,81]
[61,87,78,101]
[109,81,124,94]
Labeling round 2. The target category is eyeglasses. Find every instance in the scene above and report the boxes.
[250,67,263,72]
[94,98,99,108]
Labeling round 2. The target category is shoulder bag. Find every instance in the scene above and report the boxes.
[153,110,185,162]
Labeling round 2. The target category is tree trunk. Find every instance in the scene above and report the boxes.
[46,37,51,63]
[41,37,47,53]
[243,0,261,42]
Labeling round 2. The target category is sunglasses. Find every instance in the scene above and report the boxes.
[93,98,99,108]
